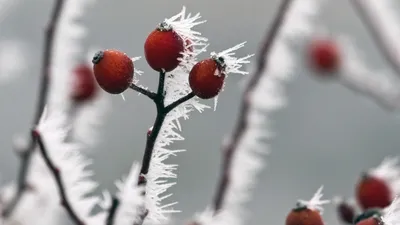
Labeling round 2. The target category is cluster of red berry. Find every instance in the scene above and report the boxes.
[335,171,396,225]
[69,21,228,103]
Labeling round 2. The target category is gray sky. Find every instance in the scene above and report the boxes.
[0,0,399,224]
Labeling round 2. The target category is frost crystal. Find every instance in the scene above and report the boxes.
[381,196,400,225]
[114,163,146,225]
[297,186,330,214]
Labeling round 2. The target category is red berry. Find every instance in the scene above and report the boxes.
[189,57,226,99]
[336,201,356,224]
[92,49,134,94]
[144,22,184,72]
[307,38,340,74]
[71,64,98,103]
[356,217,380,225]
[286,207,324,225]
[356,174,392,210]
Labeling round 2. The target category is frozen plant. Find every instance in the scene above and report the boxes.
[1,0,400,225]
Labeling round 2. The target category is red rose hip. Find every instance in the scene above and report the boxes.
[286,206,324,225]
[144,22,184,72]
[307,38,341,74]
[356,173,392,210]
[92,49,134,94]
[189,57,226,99]
[71,64,98,103]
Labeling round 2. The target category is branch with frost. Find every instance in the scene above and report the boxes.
[190,0,326,225]
[336,37,400,110]
[2,0,66,217]
[33,130,84,225]
[349,0,400,77]
[212,0,293,213]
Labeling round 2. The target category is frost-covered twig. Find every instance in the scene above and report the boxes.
[2,0,65,217]
[212,0,294,212]
[349,0,400,77]
[129,83,157,100]
[33,130,83,225]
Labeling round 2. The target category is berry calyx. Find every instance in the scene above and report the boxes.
[189,55,226,99]
[355,215,382,225]
[144,22,184,72]
[307,38,341,74]
[70,64,98,103]
[286,203,324,225]
[353,208,382,225]
[92,49,134,94]
[356,173,392,210]
[336,201,356,224]
[185,39,194,53]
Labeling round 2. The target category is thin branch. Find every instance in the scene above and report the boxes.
[165,92,195,113]
[212,0,294,212]
[106,197,119,225]
[349,0,400,76]
[2,0,66,217]
[33,130,84,225]
[129,83,157,100]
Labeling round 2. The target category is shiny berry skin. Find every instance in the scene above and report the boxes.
[356,174,392,210]
[286,207,324,225]
[71,64,98,103]
[189,57,226,99]
[92,50,134,94]
[144,22,184,72]
[308,38,341,74]
[353,208,382,225]
[355,217,380,225]
[337,201,356,224]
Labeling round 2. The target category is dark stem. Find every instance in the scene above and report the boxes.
[106,197,120,225]
[2,0,65,218]
[107,70,194,225]
[349,0,400,76]
[33,130,84,225]
[165,92,195,113]
[129,83,157,100]
[212,0,294,212]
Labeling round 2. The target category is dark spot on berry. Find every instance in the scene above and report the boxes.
[92,51,104,64]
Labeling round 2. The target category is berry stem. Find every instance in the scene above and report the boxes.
[2,0,66,218]
[34,130,85,225]
[105,197,119,225]
[349,0,400,76]
[212,0,294,212]
[129,83,157,100]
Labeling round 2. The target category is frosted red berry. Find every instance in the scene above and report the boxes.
[92,49,134,94]
[336,201,356,224]
[356,173,392,210]
[71,64,98,103]
[144,22,184,72]
[189,57,226,99]
[286,206,324,225]
[307,38,341,74]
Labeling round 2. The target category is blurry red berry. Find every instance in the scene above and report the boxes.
[92,49,134,94]
[356,173,392,210]
[286,206,324,225]
[144,22,184,72]
[356,217,380,225]
[71,64,98,103]
[336,201,356,224]
[307,38,341,74]
[189,57,226,99]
